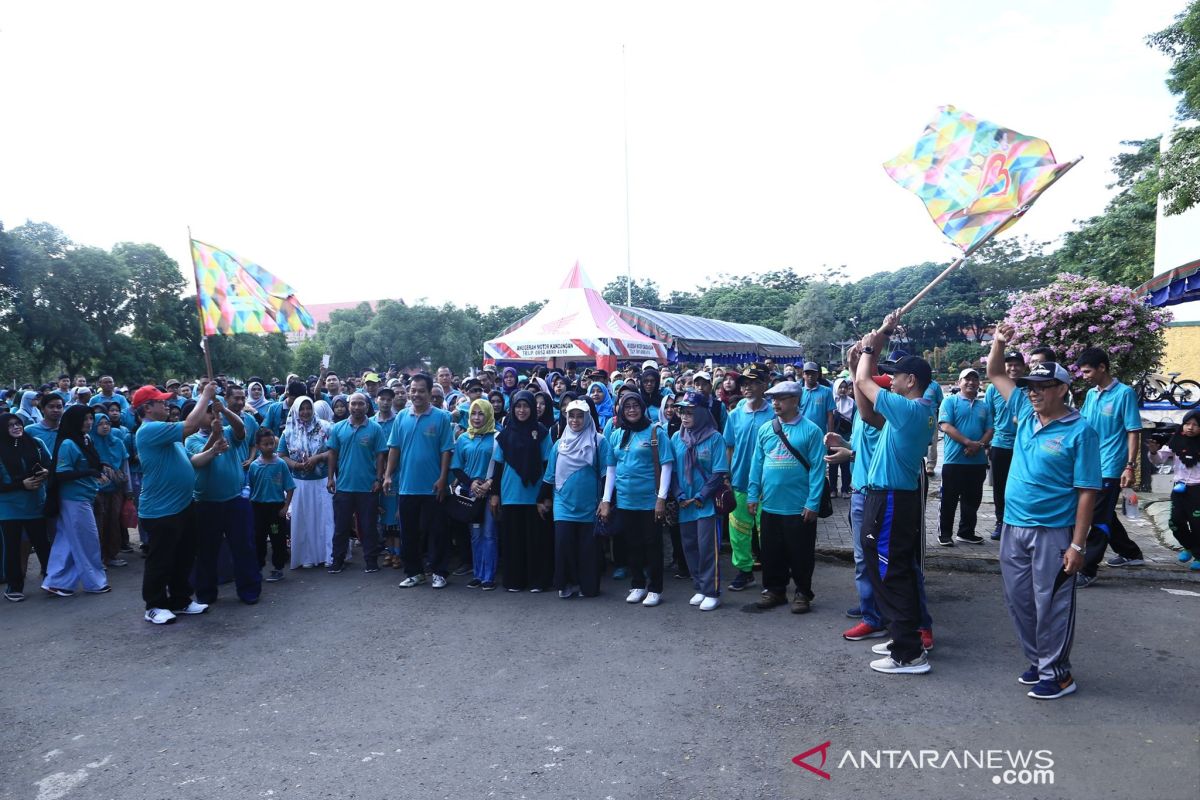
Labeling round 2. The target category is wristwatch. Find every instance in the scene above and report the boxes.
[1069,543,1083,553]
[862,345,874,355]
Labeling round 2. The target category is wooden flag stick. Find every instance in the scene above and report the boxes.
[187,226,215,381]
[887,156,1083,330]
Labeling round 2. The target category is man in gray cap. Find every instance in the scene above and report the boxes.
[747,380,827,614]
[800,362,834,433]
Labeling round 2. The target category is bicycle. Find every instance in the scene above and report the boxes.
[1133,370,1200,409]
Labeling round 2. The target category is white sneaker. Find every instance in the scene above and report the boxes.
[398,574,426,588]
[642,592,662,607]
[699,596,721,611]
[689,592,704,606]
[872,640,894,655]
[144,608,176,625]
[869,653,931,674]
[626,588,648,604]
[177,601,209,615]
[431,574,447,589]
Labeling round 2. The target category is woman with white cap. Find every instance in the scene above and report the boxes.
[670,390,730,611]
[538,398,615,598]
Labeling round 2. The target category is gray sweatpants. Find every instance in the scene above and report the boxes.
[999,524,1077,682]
[681,516,721,598]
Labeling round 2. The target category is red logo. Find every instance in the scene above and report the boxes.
[792,741,832,780]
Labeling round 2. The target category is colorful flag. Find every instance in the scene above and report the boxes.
[884,105,1075,254]
[190,239,314,336]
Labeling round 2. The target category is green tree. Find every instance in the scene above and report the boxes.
[602,277,662,308]
[1148,0,1200,214]
[782,281,847,363]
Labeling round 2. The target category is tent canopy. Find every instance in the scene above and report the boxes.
[1139,258,1200,308]
[613,305,804,363]
[484,264,667,364]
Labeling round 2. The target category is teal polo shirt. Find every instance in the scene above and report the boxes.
[1004,390,1102,528]
[55,439,100,503]
[0,439,49,520]
[1079,379,1142,479]
[866,390,936,490]
[234,412,259,465]
[669,431,728,523]
[136,421,195,518]
[607,424,674,511]
[328,418,388,492]
[746,415,825,515]
[26,423,58,454]
[984,383,1016,449]
[800,384,834,432]
[495,433,552,506]
[542,435,614,523]
[452,431,497,481]
[186,427,245,502]
[248,457,296,503]
[939,394,992,465]
[849,414,881,491]
[89,393,129,411]
[722,398,776,491]
[387,406,455,496]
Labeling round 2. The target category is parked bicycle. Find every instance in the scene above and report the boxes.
[1133,370,1200,409]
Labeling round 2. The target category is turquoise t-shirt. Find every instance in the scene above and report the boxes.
[495,434,552,506]
[607,424,674,511]
[849,413,881,491]
[452,431,497,482]
[387,406,455,496]
[136,421,195,518]
[938,394,992,465]
[234,412,259,465]
[865,390,936,490]
[27,422,58,454]
[328,418,388,492]
[89,393,129,411]
[1004,390,1102,528]
[747,416,826,515]
[670,431,729,523]
[1079,380,1142,479]
[0,439,49,520]
[722,398,776,491]
[260,401,285,435]
[924,382,945,444]
[186,427,245,502]
[55,439,100,503]
[984,383,1016,450]
[248,457,296,503]
[542,435,614,523]
[800,385,834,432]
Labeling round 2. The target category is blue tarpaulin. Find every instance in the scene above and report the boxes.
[1140,259,1200,308]
[612,306,804,364]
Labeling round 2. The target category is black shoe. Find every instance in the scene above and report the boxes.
[936,537,954,547]
[954,533,985,545]
[467,578,483,589]
[326,562,345,574]
[728,571,756,591]
[846,606,864,619]
[452,564,472,577]
[363,563,380,574]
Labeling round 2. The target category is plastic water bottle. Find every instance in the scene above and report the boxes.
[1122,488,1141,520]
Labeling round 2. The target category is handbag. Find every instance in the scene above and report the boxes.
[714,484,737,515]
[771,418,834,519]
[121,497,139,529]
[444,484,486,525]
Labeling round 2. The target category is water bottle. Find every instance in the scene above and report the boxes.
[1122,488,1141,520]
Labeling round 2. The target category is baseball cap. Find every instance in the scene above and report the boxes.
[1003,351,1025,363]
[802,361,820,373]
[1016,362,1072,387]
[565,399,591,414]
[132,385,173,407]
[958,367,980,380]
[880,355,933,387]
[462,378,483,391]
[482,364,497,374]
[641,360,659,371]
[693,371,712,383]
[376,386,396,398]
[764,380,804,398]
[362,372,381,383]
[164,378,181,389]
[675,390,706,408]
[872,374,894,389]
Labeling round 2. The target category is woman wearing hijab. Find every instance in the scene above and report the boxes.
[533,391,557,431]
[42,405,111,596]
[670,390,730,611]
[491,391,554,592]
[553,393,578,442]
[330,396,350,424]
[280,397,334,569]
[587,382,615,430]
[538,399,615,598]
[246,381,272,423]
[718,371,743,411]
[91,413,130,568]
[487,389,508,430]
[15,391,43,426]
[600,393,674,607]
[499,367,520,406]
[451,399,499,590]
[1,413,53,601]
[1148,409,1200,569]
[830,378,856,498]
[658,392,688,578]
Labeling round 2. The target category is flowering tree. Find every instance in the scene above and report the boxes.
[1002,273,1172,379]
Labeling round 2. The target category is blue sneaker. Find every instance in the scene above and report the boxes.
[1027,675,1076,700]
[1178,549,1194,563]
[1018,665,1039,685]
[1191,561,1200,572]
[612,567,628,580]
[990,527,1002,541]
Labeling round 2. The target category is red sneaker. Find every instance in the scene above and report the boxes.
[843,621,888,641]
[919,628,934,651]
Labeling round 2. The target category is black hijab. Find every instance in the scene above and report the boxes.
[53,404,102,473]
[533,391,556,430]
[1169,409,1200,468]
[616,392,651,449]
[488,389,508,425]
[496,390,547,487]
[0,412,50,483]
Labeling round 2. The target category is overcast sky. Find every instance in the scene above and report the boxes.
[0,0,1185,311]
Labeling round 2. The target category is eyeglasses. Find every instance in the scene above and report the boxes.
[1021,383,1062,394]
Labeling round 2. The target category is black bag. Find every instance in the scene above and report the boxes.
[444,485,486,525]
[771,418,834,519]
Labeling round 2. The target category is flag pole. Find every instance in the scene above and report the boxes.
[887,156,1083,328]
[187,226,215,381]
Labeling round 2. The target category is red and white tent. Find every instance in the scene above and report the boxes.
[484,263,667,371]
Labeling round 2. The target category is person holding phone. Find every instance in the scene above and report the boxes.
[1,413,53,601]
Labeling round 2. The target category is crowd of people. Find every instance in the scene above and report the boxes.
[2,311,1194,701]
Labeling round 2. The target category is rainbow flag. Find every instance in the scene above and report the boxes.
[190,239,314,336]
[884,106,1075,254]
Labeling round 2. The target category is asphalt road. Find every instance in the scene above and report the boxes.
[2,555,1197,800]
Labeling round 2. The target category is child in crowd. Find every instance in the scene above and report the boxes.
[248,428,295,582]
[1148,409,1200,571]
